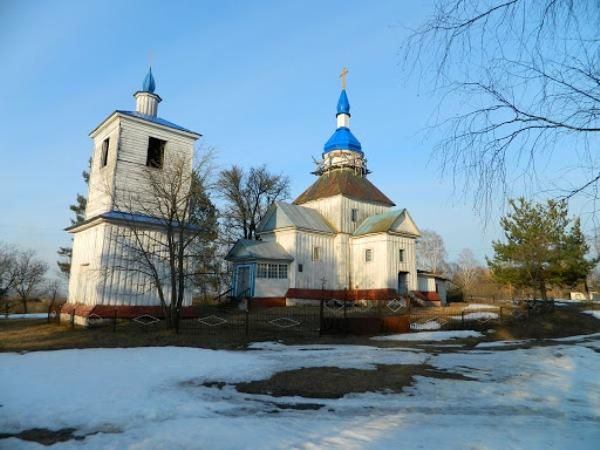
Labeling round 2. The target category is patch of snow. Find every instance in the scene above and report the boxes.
[410,320,441,331]
[0,313,47,320]
[451,312,499,321]
[2,337,600,449]
[583,310,600,319]
[464,303,499,311]
[371,330,483,342]
[476,339,533,348]
[548,331,600,342]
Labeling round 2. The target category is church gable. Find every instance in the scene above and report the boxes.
[257,202,335,235]
[293,169,395,207]
[353,209,420,237]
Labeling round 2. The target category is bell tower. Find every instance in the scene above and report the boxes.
[64,68,201,324]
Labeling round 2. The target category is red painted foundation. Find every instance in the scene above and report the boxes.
[61,303,204,320]
[286,288,399,301]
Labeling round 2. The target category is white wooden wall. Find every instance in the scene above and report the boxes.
[86,122,120,219]
[350,233,417,291]
[254,278,289,297]
[113,118,194,216]
[68,222,191,307]
[301,195,390,234]
[269,229,337,290]
[68,223,105,305]
[86,115,196,219]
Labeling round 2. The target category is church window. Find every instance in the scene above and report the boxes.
[278,264,288,279]
[312,246,321,261]
[146,137,166,168]
[298,263,303,273]
[257,263,267,278]
[100,138,110,167]
[399,249,405,262]
[365,248,373,262]
[268,264,278,278]
[351,208,358,222]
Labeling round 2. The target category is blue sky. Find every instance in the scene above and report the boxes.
[0,0,537,271]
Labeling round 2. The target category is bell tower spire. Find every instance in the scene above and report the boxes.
[134,67,162,117]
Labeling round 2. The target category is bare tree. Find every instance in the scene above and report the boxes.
[216,164,290,241]
[12,250,49,314]
[417,230,448,273]
[453,248,481,297]
[44,279,63,322]
[108,152,217,328]
[403,1,600,218]
[0,243,18,312]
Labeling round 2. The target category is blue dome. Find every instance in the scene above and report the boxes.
[323,127,362,153]
[336,89,350,116]
[142,67,156,93]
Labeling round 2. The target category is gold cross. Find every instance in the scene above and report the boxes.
[340,67,349,89]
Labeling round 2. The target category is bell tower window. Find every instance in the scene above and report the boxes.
[146,137,166,168]
[100,138,110,167]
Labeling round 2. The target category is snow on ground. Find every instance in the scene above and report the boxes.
[371,330,483,341]
[0,313,47,320]
[584,310,600,319]
[464,303,499,310]
[1,336,600,449]
[451,312,499,321]
[410,320,441,331]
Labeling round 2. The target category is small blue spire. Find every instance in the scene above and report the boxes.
[142,67,156,93]
[336,89,350,116]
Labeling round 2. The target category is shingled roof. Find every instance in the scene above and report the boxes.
[294,169,395,207]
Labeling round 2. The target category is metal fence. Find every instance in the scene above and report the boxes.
[43,297,568,337]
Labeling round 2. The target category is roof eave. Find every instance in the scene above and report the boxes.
[89,111,202,139]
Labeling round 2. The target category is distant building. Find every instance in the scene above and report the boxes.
[227,74,447,306]
[63,69,200,324]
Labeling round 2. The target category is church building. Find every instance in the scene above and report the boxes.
[226,73,447,306]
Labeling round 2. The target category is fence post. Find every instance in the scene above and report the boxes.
[245,301,250,337]
[499,306,503,320]
[4,302,8,319]
[113,309,117,333]
[175,309,180,335]
[343,291,348,334]
[319,298,324,337]
[70,311,75,329]
[461,311,465,328]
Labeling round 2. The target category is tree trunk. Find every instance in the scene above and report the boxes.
[22,297,28,314]
[539,278,548,301]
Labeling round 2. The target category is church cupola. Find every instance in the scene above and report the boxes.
[316,68,368,176]
[134,67,162,117]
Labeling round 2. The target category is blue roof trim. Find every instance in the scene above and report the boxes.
[142,67,156,93]
[102,211,202,231]
[336,89,350,116]
[323,127,362,153]
[115,110,200,136]
[66,210,203,232]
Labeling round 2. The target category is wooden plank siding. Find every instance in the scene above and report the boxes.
[300,195,391,234]
[350,233,417,291]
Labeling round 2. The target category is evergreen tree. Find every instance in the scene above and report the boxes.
[189,171,220,296]
[488,198,596,300]
[57,164,89,277]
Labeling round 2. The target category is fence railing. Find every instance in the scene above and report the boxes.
[41,297,563,337]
